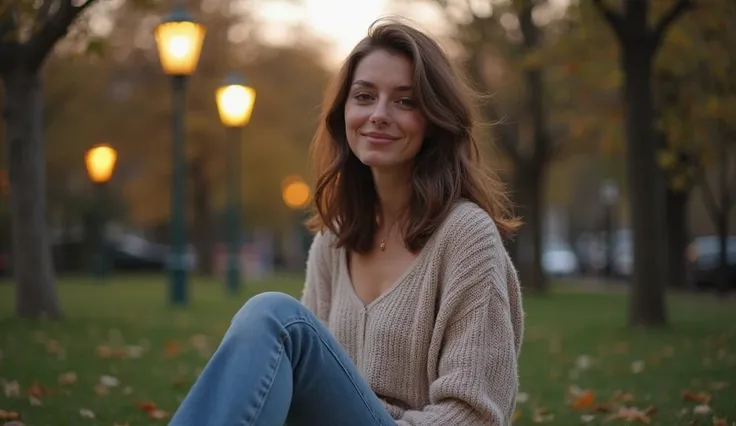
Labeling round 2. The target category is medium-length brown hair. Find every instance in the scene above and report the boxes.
[307,17,520,253]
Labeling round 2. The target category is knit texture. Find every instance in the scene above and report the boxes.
[300,200,524,426]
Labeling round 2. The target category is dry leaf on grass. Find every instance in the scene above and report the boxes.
[693,405,712,415]
[571,390,595,410]
[79,409,95,419]
[2,382,19,398]
[531,407,554,423]
[164,341,181,358]
[683,391,712,405]
[606,406,656,423]
[0,410,20,420]
[138,401,170,420]
[58,372,77,386]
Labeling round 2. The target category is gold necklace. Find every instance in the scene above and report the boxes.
[379,217,400,251]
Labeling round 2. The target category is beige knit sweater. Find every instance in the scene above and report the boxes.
[300,201,524,425]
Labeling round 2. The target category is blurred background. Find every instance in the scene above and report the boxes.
[0,0,735,424]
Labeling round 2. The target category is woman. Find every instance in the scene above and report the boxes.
[170,17,524,426]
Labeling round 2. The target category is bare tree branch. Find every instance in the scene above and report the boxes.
[25,0,97,71]
[591,0,625,42]
[652,0,695,48]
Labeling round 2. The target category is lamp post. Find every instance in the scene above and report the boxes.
[85,144,117,281]
[154,5,205,305]
[282,176,311,267]
[600,179,619,278]
[216,72,256,294]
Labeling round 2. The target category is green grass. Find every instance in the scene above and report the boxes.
[0,275,735,425]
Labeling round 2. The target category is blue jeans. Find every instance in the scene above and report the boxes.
[169,292,396,426]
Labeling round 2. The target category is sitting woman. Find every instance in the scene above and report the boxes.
[170,17,524,426]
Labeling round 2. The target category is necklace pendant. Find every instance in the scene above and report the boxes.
[380,240,386,251]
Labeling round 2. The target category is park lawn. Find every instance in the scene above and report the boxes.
[0,275,735,426]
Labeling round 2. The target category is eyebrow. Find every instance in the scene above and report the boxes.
[352,80,413,92]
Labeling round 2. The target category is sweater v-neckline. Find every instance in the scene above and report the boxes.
[341,246,426,310]
[340,225,443,310]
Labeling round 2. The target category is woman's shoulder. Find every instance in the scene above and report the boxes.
[437,200,502,247]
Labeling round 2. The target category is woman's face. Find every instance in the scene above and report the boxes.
[344,49,427,174]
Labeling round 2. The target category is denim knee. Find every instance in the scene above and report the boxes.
[231,291,305,331]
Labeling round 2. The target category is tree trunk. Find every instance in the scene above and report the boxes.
[2,69,62,319]
[515,172,547,294]
[664,188,689,289]
[623,44,667,327]
[191,156,214,276]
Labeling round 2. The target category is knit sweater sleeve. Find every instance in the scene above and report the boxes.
[299,230,333,323]
[396,207,524,426]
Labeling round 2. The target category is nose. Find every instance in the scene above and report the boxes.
[369,99,390,125]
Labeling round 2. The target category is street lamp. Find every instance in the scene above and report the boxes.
[600,179,619,278]
[85,144,118,281]
[154,5,205,305]
[216,72,256,294]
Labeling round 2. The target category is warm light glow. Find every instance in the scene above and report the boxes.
[85,144,118,183]
[216,84,256,127]
[154,18,206,76]
[282,176,311,209]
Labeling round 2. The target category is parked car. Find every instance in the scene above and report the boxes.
[686,235,736,290]
[542,238,580,277]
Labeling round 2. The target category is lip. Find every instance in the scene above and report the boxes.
[361,131,399,144]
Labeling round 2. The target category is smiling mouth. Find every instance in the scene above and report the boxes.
[361,133,398,144]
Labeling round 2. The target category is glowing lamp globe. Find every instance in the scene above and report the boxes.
[85,144,118,184]
[216,73,257,127]
[154,6,206,76]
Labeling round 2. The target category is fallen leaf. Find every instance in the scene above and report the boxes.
[571,389,595,410]
[126,345,144,359]
[607,406,653,423]
[3,421,25,426]
[512,410,521,423]
[93,384,109,396]
[79,409,95,419]
[100,375,119,388]
[712,417,727,426]
[58,372,77,386]
[139,401,158,414]
[0,410,20,420]
[2,381,20,398]
[28,396,41,406]
[532,407,554,423]
[575,355,594,370]
[693,405,711,415]
[611,390,635,403]
[164,341,181,358]
[27,382,46,398]
[148,409,170,420]
[581,414,595,423]
[122,386,133,395]
[630,360,645,374]
[683,391,712,405]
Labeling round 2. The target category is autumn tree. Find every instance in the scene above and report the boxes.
[0,0,110,318]
[656,1,736,295]
[592,0,695,327]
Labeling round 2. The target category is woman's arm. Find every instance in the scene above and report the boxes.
[300,231,333,323]
[396,211,524,426]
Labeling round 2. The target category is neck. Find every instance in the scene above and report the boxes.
[372,166,412,225]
